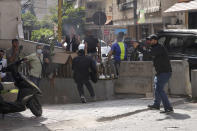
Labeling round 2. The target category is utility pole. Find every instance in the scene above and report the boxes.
[133,0,138,40]
[58,0,62,43]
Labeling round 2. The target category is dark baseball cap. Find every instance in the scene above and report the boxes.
[147,34,158,40]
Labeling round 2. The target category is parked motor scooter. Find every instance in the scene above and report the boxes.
[0,59,42,118]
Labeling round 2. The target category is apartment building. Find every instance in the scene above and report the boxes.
[163,0,197,29]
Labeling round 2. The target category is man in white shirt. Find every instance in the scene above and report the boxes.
[25,44,43,86]
[0,50,7,82]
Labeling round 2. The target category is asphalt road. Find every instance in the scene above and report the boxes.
[0,98,196,131]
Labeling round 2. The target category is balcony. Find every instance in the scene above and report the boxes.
[118,1,134,11]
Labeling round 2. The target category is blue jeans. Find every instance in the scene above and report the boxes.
[154,72,172,110]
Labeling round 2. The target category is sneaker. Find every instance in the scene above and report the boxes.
[106,75,110,79]
[160,108,174,114]
[99,74,105,79]
[80,96,86,103]
[148,104,160,110]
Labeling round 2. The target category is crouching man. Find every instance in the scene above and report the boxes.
[72,49,97,103]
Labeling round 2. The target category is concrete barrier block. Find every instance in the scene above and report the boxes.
[191,70,197,98]
[39,78,114,104]
[93,80,114,100]
[146,92,153,98]
[115,77,152,94]
[168,60,191,96]
[120,61,153,77]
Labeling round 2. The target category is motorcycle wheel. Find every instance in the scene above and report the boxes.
[27,96,42,117]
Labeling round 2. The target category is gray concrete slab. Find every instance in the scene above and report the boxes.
[191,70,197,98]
[39,79,115,104]
[169,60,191,96]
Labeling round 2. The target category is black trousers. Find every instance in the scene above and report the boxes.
[76,81,95,97]
[114,61,120,76]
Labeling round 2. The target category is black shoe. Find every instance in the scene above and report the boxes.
[148,104,160,110]
[160,108,174,114]
[80,96,86,103]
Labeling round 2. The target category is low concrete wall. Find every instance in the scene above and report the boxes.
[191,70,197,98]
[114,61,154,95]
[0,39,64,55]
[2,60,191,104]
[168,60,191,96]
[114,60,191,96]
[39,79,114,104]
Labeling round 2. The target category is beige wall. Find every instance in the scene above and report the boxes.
[0,0,21,40]
[105,0,113,17]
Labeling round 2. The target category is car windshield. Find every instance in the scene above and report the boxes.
[100,41,107,47]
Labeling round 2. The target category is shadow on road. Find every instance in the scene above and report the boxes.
[157,112,191,121]
[0,113,50,131]
[97,108,149,122]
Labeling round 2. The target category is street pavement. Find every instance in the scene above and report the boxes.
[0,97,197,131]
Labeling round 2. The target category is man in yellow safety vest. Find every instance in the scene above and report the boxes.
[108,32,127,78]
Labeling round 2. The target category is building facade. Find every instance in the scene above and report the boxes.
[163,0,197,29]
[111,0,136,40]
[21,0,58,20]
[0,0,23,40]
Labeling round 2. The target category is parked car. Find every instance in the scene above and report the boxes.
[78,40,111,57]
[157,29,197,70]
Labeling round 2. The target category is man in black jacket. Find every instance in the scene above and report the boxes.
[133,34,173,113]
[63,26,80,52]
[84,30,101,62]
[72,49,97,103]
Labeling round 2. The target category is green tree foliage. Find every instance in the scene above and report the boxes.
[22,11,54,44]
[50,2,85,35]
[22,11,39,28]
[31,28,53,44]
[39,16,54,29]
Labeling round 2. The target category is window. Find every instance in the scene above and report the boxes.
[168,37,184,52]
[158,36,166,45]
[184,37,197,54]
[101,41,107,47]
[117,0,126,5]
[86,2,97,9]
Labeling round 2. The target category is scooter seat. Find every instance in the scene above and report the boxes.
[1,82,17,102]
[1,82,15,90]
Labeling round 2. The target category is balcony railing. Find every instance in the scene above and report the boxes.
[118,1,134,11]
